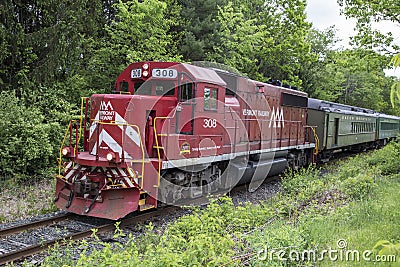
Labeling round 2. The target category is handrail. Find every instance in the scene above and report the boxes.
[75,97,87,156]
[58,116,147,188]
[58,97,89,178]
[91,120,146,188]
[153,116,172,187]
[58,120,76,177]
[305,126,320,155]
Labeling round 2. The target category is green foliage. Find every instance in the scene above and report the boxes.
[257,0,312,86]
[300,27,338,95]
[373,240,400,258]
[390,54,400,108]
[391,82,400,108]
[208,2,267,78]
[102,0,181,65]
[206,0,313,85]
[0,0,185,180]
[177,0,228,61]
[85,0,182,92]
[338,0,400,51]
[245,222,310,267]
[366,142,400,175]
[337,0,400,113]
[302,177,400,267]
[0,92,58,181]
[281,165,324,201]
[306,48,391,111]
[392,54,400,67]
[342,173,376,200]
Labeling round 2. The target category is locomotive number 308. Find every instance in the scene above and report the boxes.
[203,119,217,128]
[152,69,178,79]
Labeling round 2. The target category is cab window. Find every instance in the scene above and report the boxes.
[119,81,129,93]
[155,81,175,96]
[179,83,194,101]
[134,81,176,96]
[204,88,217,110]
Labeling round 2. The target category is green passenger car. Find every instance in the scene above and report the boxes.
[376,114,400,144]
[308,98,379,159]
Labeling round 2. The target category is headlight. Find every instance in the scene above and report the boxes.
[106,152,121,163]
[62,147,70,156]
[106,152,115,161]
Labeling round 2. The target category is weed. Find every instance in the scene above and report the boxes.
[41,143,400,266]
[342,173,376,200]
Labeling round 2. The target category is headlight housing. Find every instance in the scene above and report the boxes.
[106,152,121,163]
[62,147,71,157]
[106,152,115,161]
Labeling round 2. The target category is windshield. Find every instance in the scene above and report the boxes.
[134,80,176,96]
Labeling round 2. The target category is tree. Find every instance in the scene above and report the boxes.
[300,27,339,96]
[0,0,116,180]
[337,0,400,53]
[255,0,312,86]
[337,0,400,111]
[87,0,182,92]
[207,0,313,86]
[207,2,267,78]
[305,48,393,112]
[176,0,228,61]
[390,54,400,108]
[0,91,57,181]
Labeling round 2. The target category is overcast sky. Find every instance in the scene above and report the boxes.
[306,0,357,48]
[306,0,400,76]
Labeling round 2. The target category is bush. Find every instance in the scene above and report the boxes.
[0,91,60,181]
[281,165,325,202]
[342,173,376,200]
[366,142,400,175]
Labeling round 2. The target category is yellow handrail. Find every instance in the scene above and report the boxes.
[308,126,320,155]
[92,120,146,188]
[75,97,88,156]
[153,116,172,187]
[58,120,75,177]
[58,97,88,178]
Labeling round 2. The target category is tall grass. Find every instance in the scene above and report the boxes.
[37,142,400,267]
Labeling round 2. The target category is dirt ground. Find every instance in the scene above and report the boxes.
[0,178,57,223]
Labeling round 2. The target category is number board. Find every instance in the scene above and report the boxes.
[152,69,178,79]
[131,69,142,78]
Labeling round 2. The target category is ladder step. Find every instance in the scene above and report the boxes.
[131,160,151,163]
[157,134,168,136]
[153,146,164,149]
[139,204,155,211]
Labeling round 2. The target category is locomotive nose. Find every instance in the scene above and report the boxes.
[88,95,145,162]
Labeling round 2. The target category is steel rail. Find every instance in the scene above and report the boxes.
[0,213,74,238]
[0,206,179,265]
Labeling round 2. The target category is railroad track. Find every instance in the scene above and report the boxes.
[0,213,74,239]
[0,174,299,266]
[0,207,179,266]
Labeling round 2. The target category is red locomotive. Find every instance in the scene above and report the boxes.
[55,62,316,220]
